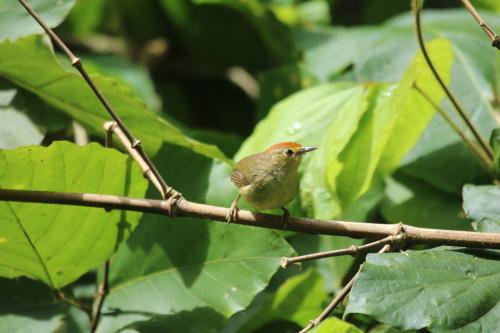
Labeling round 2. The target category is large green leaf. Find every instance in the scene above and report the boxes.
[0,142,147,288]
[0,277,89,333]
[95,145,294,333]
[0,36,229,162]
[0,0,75,42]
[346,248,500,332]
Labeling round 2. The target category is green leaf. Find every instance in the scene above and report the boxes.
[381,174,469,230]
[0,277,89,333]
[463,185,500,232]
[463,184,500,221]
[0,0,75,42]
[0,142,148,288]
[224,269,328,333]
[0,36,229,162]
[346,248,500,332]
[95,145,294,333]
[0,87,43,149]
[310,317,364,333]
[368,324,416,333]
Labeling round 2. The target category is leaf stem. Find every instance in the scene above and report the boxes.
[412,0,493,161]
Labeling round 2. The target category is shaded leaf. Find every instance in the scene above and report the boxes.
[0,277,89,333]
[0,142,148,288]
[381,174,469,230]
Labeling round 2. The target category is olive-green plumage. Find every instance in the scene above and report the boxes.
[226,142,316,222]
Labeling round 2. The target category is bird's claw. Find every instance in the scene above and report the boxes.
[281,207,290,230]
[226,203,239,223]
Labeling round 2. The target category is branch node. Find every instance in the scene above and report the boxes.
[166,192,183,217]
[492,36,500,49]
[349,244,359,256]
[131,139,141,149]
[71,57,82,67]
[280,257,289,268]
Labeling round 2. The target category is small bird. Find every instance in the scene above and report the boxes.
[227,142,317,226]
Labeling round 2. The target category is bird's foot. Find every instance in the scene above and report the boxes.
[281,207,290,230]
[226,202,239,223]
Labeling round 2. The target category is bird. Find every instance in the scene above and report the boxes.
[226,142,317,227]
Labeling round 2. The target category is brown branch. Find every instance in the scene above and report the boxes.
[17,0,172,200]
[298,244,392,333]
[90,260,109,332]
[89,125,114,332]
[412,0,494,161]
[280,234,400,268]
[460,0,500,50]
[1,188,499,249]
[413,84,492,169]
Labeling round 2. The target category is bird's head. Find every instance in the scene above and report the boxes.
[265,142,317,166]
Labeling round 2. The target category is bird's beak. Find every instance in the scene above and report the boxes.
[298,146,317,155]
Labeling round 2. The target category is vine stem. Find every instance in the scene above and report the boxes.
[412,0,493,161]
[1,188,499,249]
[298,244,392,333]
[460,0,500,50]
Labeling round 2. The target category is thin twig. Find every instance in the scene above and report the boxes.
[412,0,493,161]
[413,84,491,169]
[17,0,173,200]
[89,126,115,332]
[90,260,109,332]
[55,290,91,313]
[460,0,500,50]
[280,235,399,268]
[298,244,392,333]
[1,188,499,249]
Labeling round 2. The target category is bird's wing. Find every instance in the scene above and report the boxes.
[231,168,250,188]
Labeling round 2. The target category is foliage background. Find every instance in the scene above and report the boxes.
[0,0,499,332]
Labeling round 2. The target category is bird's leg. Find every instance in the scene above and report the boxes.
[226,194,241,223]
[280,207,290,230]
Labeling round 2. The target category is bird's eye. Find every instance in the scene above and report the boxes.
[283,148,294,157]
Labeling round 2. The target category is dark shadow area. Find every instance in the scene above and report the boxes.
[105,307,227,333]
